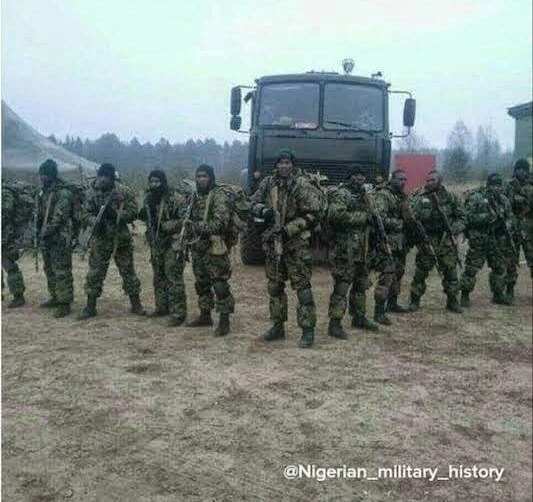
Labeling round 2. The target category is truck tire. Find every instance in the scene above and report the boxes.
[240,224,265,265]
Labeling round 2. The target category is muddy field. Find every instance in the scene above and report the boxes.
[2,234,532,501]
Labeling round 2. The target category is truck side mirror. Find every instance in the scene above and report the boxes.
[231,87,242,116]
[230,115,242,131]
[403,98,416,128]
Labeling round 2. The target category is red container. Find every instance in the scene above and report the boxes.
[393,154,436,193]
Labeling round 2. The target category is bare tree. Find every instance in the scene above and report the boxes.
[443,120,473,181]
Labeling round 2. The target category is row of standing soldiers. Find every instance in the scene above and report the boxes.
[2,153,532,348]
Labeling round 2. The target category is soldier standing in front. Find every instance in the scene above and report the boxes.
[79,163,145,319]
[250,149,323,348]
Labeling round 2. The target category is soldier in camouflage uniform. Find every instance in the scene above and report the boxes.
[139,170,190,325]
[372,170,410,325]
[327,167,379,339]
[460,173,513,306]
[2,182,26,308]
[186,164,235,336]
[79,163,145,319]
[408,170,466,313]
[505,158,533,299]
[35,160,76,317]
[250,149,323,348]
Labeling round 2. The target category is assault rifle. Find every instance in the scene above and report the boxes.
[79,193,114,259]
[488,195,518,264]
[429,192,462,269]
[362,189,392,262]
[176,193,197,260]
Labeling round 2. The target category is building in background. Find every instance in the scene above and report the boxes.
[393,154,436,193]
[507,101,532,163]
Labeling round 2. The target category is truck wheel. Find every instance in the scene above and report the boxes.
[240,224,265,265]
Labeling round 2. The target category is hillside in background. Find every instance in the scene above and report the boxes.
[1,101,97,172]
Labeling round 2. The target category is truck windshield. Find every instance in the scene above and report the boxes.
[323,84,384,131]
[259,83,319,129]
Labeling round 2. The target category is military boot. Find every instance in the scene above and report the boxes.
[460,291,471,308]
[54,303,71,318]
[299,328,315,348]
[186,310,213,327]
[408,294,421,312]
[214,313,230,337]
[129,295,146,316]
[148,308,169,318]
[8,294,25,308]
[40,297,58,309]
[167,315,186,327]
[352,314,379,332]
[387,295,410,313]
[492,293,511,306]
[78,296,97,320]
[446,296,463,313]
[374,301,392,325]
[328,319,347,339]
[262,322,285,341]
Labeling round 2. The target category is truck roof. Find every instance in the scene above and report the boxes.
[256,72,389,88]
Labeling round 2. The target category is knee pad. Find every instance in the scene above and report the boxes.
[297,287,314,306]
[333,281,350,297]
[268,282,285,297]
[213,280,230,298]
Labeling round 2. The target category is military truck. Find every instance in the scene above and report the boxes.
[230,60,416,264]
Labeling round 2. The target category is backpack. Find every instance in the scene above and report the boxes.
[301,171,329,238]
[2,181,36,248]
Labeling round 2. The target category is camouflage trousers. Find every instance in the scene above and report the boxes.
[506,230,533,287]
[265,244,316,329]
[329,253,369,320]
[374,250,406,302]
[411,234,460,300]
[191,247,234,314]
[1,247,25,298]
[85,236,141,299]
[460,233,508,297]
[42,237,74,304]
[150,245,186,317]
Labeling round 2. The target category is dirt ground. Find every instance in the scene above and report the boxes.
[2,234,532,502]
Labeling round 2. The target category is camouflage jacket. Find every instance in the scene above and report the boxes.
[464,186,512,241]
[327,183,370,261]
[190,184,233,253]
[373,183,409,252]
[250,168,323,251]
[505,178,531,236]
[83,181,138,243]
[410,185,466,237]
[2,184,16,247]
[139,188,189,248]
[36,179,75,244]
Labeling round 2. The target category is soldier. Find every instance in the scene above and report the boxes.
[372,169,410,325]
[460,173,514,306]
[186,164,235,336]
[408,170,466,313]
[79,163,145,319]
[139,169,189,325]
[2,182,27,307]
[327,167,379,339]
[250,149,323,348]
[505,158,533,299]
[35,159,75,317]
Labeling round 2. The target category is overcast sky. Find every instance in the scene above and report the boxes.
[2,0,532,149]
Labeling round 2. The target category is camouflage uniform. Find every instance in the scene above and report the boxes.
[189,185,235,320]
[373,182,409,322]
[327,182,378,336]
[2,184,26,305]
[37,178,75,313]
[409,185,466,310]
[505,176,533,288]
[251,166,322,346]
[82,179,143,308]
[460,182,512,304]
[139,181,189,323]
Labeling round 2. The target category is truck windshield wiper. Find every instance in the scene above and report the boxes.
[324,120,377,133]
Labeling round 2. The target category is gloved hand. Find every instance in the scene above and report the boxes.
[262,207,275,224]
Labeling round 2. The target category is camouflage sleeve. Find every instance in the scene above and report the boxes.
[294,178,322,228]
[250,177,269,216]
[120,187,139,224]
[161,191,188,234]
[48,188,74,231]
[83,189,100,217]
[2,189,15,243]
[327,190,366,227]
[374,190,403,232]
[138,195,148,222]
[449,192,466,234]
[206,189,231,235]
